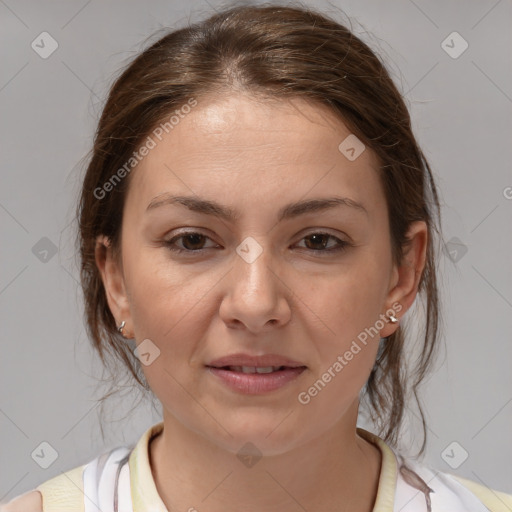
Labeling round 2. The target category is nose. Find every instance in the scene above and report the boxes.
[218,238,292,333]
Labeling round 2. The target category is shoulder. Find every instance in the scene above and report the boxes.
[396,455,512,512]
[357,429,512,512]
[1,463,87,512]
[0,490,42,511]
[1,438,139,512]
[450,474,512,512]
[7,445,133,512]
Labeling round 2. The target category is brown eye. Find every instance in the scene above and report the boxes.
[296,232,349,254]
[164,232,217,253]
[179,233,207,251]
[164,231,350,256]
[303,233,332,250]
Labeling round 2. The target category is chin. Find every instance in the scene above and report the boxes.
[202,414,308,457]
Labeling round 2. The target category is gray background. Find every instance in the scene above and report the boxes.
[1,0,511,503]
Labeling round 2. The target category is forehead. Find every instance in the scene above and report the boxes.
[125,92,384,216]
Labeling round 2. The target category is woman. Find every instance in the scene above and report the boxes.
[3,3,511,511]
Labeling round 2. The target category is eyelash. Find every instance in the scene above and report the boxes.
[163,231,351,256]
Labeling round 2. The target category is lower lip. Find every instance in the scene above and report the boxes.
[207,367,306,394]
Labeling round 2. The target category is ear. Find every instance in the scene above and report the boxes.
[95,235,133,338]
[380,220,428,338]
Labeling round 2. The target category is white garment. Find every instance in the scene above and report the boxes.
[82,447,132,512]
[79,445,492,512]
[32,423,511,512]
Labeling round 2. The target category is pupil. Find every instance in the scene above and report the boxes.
[184,234,204,250]
[306,234,327,250]
[182,234,329,251]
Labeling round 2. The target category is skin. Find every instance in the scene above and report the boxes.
[94,92,427,512]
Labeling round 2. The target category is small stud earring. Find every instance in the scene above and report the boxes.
[117,320,126,334]
[389,315,398,324]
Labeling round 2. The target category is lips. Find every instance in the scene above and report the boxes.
[207,366,306,393]
[207,353,306,370]
[223,365,286,374]
[206,353,307,394]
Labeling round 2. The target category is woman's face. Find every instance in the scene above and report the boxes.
[98,92,426,455]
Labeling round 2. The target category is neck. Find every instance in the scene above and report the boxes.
[149,403,382,512]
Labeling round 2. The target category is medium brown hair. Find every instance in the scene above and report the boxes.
[77,2,443,456]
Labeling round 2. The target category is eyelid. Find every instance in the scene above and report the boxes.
[165,227,351,243]
[300,227,349,239]
[163,228,351,255]
[164,229,219,249]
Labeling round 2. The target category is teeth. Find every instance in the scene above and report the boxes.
[227,366,283,373]
[255,366,275,374]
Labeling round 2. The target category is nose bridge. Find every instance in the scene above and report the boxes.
[219,235,294,331]
[233,235,276,297]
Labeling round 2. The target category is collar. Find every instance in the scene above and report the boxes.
[128,422,398,512]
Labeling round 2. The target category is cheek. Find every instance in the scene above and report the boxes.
[295,279,383,425]
[124,241,201,329]
[121,244,199,366]
[300,252,389,402]
[313,256,388,347]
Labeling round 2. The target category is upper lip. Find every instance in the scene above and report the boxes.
[207,353,306,368]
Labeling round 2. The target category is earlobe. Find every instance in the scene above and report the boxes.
[95,235,131,333]
[380,221,428,338]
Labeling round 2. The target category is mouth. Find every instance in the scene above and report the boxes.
[208,365,305,374]
[205,364,307,394]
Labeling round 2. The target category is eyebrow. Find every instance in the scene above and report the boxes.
[145,193,368,222]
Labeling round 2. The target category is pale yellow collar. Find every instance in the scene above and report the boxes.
[128,421,397,512]
[129,421,167,512]
[357,426,398,511]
